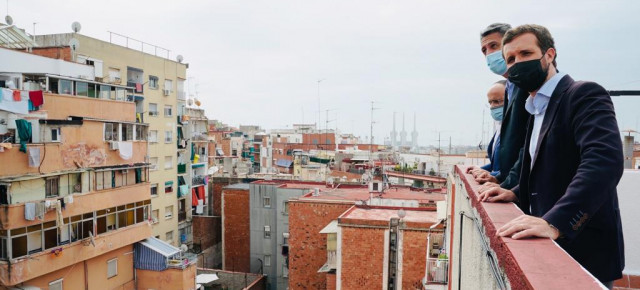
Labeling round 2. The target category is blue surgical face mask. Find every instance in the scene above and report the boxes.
[490,106,503,121]
[486,51,507,75]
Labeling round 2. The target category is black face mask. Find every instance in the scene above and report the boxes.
[507,53,550,92]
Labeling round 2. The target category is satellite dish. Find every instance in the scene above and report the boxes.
[176,55,184,63]
[180,244,188,253]
[69,38,80,52]
[397,209,407,219]
[5,15,13,25]
[194,98,201,107]
[71,21,82,33]
[187,98,193,106]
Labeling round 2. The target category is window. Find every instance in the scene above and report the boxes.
[149,103,158,116]
[59,79,73,95]
[164,181,173,193]
[263,196,271,208]
[282,201,289,214]
[50,128,61,142]
[149,76,159,89]
[283,232,289,245]
[76,82,88,97]
[99,85,111,99]
[283,264,289,278]
[45,177,59,197]
[122,124,134,141]
[164,156,173,169]
[108,68,121,83]
[149,130,158,143]
[165,206,173,219]
[135,125,147,141]
[165,131,173,143]
[149,157,158,171]
[107,258,118,278]
[164,79,173,92]
[104,123,119,141]
[49,278,63,290]
[151,184,158,196]
[166,230,174,242]
[151,209,159,223]
[264,255,271,267]
[264,225,271,239]
[164,105,173,117]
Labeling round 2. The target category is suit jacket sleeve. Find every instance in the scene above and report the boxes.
[500,147,524,190]
[542,82,624,241]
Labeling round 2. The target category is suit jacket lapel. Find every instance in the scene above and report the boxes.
[530,75,574,169]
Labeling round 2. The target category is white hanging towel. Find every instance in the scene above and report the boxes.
[118,141,133,160]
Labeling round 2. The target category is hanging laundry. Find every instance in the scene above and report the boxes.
[28,147,40,167]
[55,201,64,230]
[191,189,199,206]
[59,197,65,209]
[179,185,189,197]
[28,90,44,107]
[196,201,204,214]
[24,202,36,221]
[197,186,206,203]
[135,83,142,92]
[118,141,133,160]
[35,201,46,220]
[15,120,32,153]
[12,90,20,101]
[1,88,12,102]
[45,200,52,209]
[64,195,74,204]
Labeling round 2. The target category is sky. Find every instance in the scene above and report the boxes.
[5,0,640,146]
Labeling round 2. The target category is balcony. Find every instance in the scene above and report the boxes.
[0,221,151,286]
[167,252,198,270]
[192,175,205,186]
[0,140,147,179]
[445,166,604,290]
[425,258,448,285]
[177,163,187,174]
[178,211,187,222]
[177,91,186,101]
[0,182,150,230]
[42,92,137,122]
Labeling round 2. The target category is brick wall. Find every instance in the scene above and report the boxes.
[401,230,429,289]
[211,178,257,216]
[31,47,72,61]
[326,273,336,290]
[340,226,386,289]
[192,216,221,250]
[288,201,352,289]
[222,188,251,273]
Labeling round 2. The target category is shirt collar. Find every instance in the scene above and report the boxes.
[505,80,514,103]
[525,71,567,115]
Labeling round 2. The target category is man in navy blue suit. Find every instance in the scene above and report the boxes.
[478,24,624,287]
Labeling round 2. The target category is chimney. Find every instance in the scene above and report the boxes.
[623,135,634,169]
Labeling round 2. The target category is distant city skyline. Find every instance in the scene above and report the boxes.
[6,0,640,146]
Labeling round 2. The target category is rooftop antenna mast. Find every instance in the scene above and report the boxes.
[369,101,380,172]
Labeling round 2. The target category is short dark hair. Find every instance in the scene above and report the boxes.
[503,24,557,68]
[480,23,512,38]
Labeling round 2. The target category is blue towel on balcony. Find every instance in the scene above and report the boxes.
[178,185,188,197]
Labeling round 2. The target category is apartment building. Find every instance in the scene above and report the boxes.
[33,32,189,246]
[0,46,152,288]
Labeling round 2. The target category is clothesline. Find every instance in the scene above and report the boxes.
[0,89,44,115]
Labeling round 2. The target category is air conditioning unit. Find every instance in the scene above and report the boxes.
[163,89,171,96]
[369,181,383,193]
[108,141,119,150]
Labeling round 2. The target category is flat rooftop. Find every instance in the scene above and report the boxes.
[299,186,445,203]
[339,206,439,228]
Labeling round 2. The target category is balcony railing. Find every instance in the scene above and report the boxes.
[167,252,198,270]
[177,163,187,174]
[447,166,605,290]
[425,258,448,284]
[192,175,205,186]
[177,91,186,100]
[178,211,187,222]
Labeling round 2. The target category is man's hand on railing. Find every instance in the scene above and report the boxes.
[477,187,517,203]
[478,182,500,192]
[474,171,498,184]
[497,215,561,240]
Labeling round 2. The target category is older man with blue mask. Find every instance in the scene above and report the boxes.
[478,81,506,176]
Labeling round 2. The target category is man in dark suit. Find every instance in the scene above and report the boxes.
[468,23,529,190]
[478,24,624,287]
